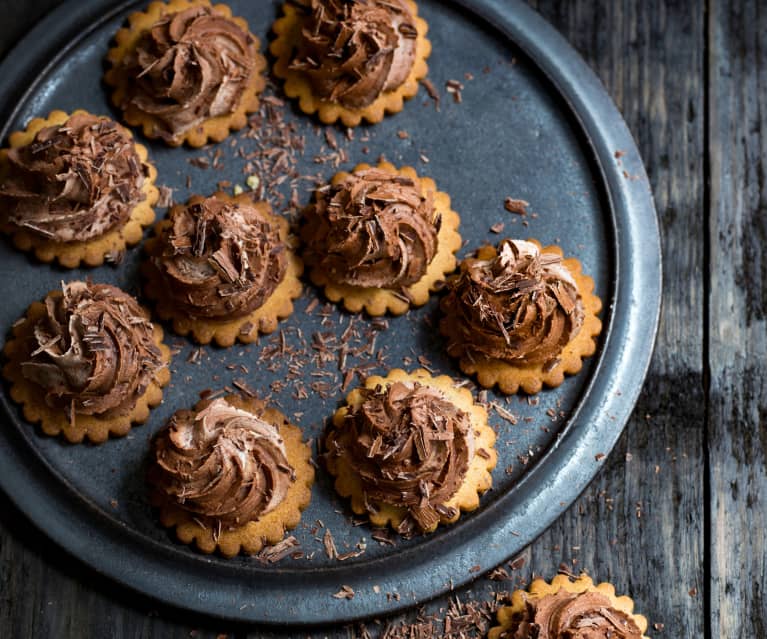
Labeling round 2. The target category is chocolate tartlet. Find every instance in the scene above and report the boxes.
[489,575,649,639]
[440,239,603,394]
[142,191,303,346]
[105,0,266,147]
[2,281,171,443]
[325,368,496,535]
[301,162,461,316]
[149,395,314,556]
[271,0,431,126]
[0,110,158,268]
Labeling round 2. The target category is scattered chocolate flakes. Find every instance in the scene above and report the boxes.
[420,77,441,110]
[157,185,174,208]
[333,585,355,600]
[504,197,530,215]
[595,452,606,461]
[256,536,300,564]
[397,130,410,139]
[323,528,338,559]
[445,79,464,103]
[490,221,505,233]
[233,378,257,398]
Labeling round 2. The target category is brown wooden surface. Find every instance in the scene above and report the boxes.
[0,0,761,636]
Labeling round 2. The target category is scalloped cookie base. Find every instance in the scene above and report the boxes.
[488,574,649,639]
[304,162,462,317]
[2,297,171,444]
[325,368,497,534]
[0,109,158,268]
[153,395,315,557]
[270,0,431,127]
[104,0,266,148]
[441,240,603,395]
[142,192,303,347]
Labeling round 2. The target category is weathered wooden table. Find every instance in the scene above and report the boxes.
[0,1,762,636]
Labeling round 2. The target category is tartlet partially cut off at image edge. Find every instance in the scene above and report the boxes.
[270,0,431,127]
[104,0,266,147]
[0,109,158,268]
[2,298,171,444]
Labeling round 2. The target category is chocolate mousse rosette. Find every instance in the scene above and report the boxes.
[105,0,266,147]
[271,0,431,126]
[488,574,649,639]
[2,281,171,443]
[301,162,462,316]
[142,191,303,346]
[148,395,314,557]
[325,368,496,535]
[440,238,603,394]
[0,109,158,268]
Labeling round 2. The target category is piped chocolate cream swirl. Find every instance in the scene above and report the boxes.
[118,6,257,140]
[154,196,287,319]
[329,381,474,533]
[499,590,643,639]
[0,113,146,242]
[303,168,438,290]
[149,398,295,527]
[442,239,584,366]
[289,0,418,108]
[20,282,163,418]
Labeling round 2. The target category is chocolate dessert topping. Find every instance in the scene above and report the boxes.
[119,6,257,139]
[330,381,474,533]
[442,239,584,365]
[303,168,438,289]
[289,0,418,108]
[21,282,163,417]
[149,398,295,527]
[155,196,287,319]
[499,590,642,639]
[0,113,146,242]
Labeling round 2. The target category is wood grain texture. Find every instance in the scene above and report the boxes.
[523,1,706,635]
[708,2,767,637]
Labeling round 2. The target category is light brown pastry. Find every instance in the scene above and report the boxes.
[105,0,266,147]
[301,162,461,316]
[440,239,603,394]
[488,574,649,639]
[271,0,431,126]
[325,368,496,536]
[142,191,303,347]
[2,282,171,443]
[148,394,314,557]
[0,109,157,268]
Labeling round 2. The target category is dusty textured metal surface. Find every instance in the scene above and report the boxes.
[0,0,660,625]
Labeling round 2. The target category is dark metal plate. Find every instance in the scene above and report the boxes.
[0,0,661,626]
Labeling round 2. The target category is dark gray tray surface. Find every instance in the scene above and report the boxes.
[0,0,660,626]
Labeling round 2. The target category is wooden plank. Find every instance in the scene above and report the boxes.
[708,2,767,637]
[520,0,707,634]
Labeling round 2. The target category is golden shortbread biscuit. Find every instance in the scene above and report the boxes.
[142,191,303,347]
[0,109,158,268]
[325,368,497,533]
[303,162,462,316]
[104,0,266,147]
[2,296,171,444]
[152,395,314,557]
[270,0,431,126]
[442,240,603,395]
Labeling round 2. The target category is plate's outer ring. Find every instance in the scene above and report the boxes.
[0,0,661,626]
